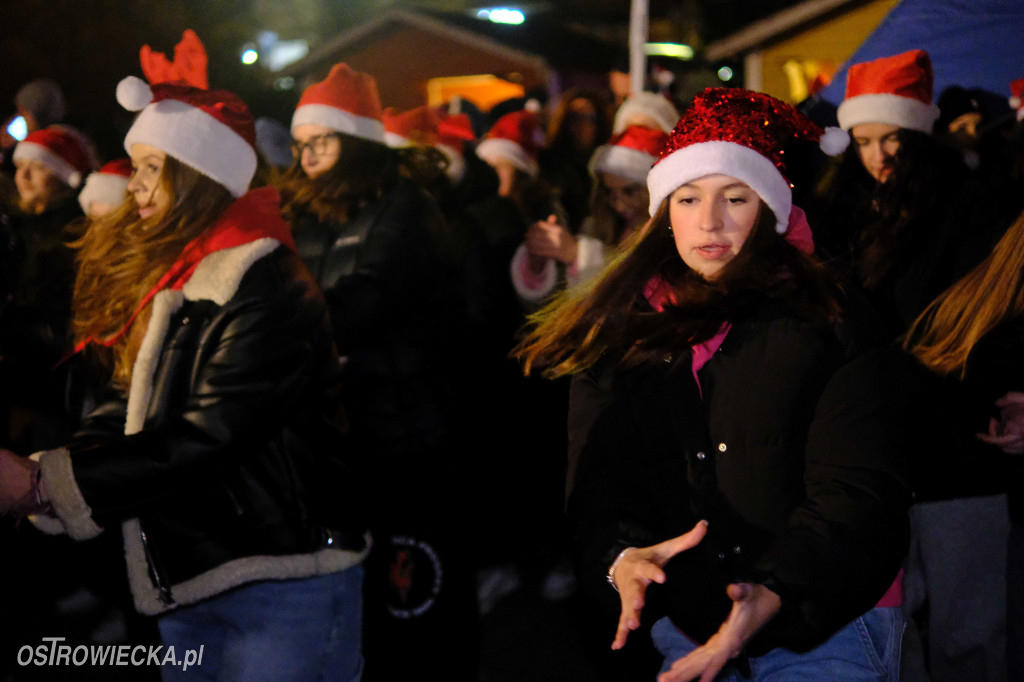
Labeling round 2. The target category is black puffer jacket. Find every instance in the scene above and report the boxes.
[35,239,367,615]
[568,299,912,655]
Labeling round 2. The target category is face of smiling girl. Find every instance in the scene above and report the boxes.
[669,174,761,280]
[127,143,172,221]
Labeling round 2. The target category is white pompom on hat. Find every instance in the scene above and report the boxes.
[613,91,680,134]
[589,125,669,185]
[13,127,95,189]
[836,49,941,133]
[78,158,133,214]
[647,87,849,233]
[118,76,258,197]
[291,63,386,145]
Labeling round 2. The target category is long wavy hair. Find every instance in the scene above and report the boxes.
[71,157,234,390]
[514,198,841,378]
[277,132,395,225]
[903,208,1024,378]
[810,129,967,289]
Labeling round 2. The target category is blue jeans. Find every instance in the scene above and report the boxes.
[157,565,363,682]
[651,607,903,681]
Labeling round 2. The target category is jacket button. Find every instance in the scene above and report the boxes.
[718,442,727,452]
[696,451,706,461]
[716,552,725,561]
[733,546,742,555]
[180,317,190,325]
[664,353,673,363]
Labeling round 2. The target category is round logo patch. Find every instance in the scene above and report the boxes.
[385,535,443,619]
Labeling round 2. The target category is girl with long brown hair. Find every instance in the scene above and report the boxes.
[0,70,367,681]
[517,88,910,681]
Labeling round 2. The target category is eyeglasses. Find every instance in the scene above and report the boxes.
[291,133,341,159]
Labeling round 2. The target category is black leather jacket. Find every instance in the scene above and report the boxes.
[36,243,367,615]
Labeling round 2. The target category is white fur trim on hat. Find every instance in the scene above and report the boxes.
[123,99,257,198]
[589,145,656,185]
[78,171,130,214]
[613,92,680,134]
[837,93,940,134]
[647,140,791,233]
[476,137,539,177]
[384,131,413,148]
[291,103,386,145]
[13,141,83,188]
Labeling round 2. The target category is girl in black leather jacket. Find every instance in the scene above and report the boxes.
[0,67,367,682]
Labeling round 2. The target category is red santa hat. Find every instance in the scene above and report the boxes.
[612,92,680,134]
[291,63,385,145]
[382,105,442,148]
[589,125,669,185]
[647,87,849,233]
[475,105,543,177]
[13,127,96,189]
[78,158,133,213]
[1009,77,1024,122]
[117,76,257,197]
[837,49,941,133]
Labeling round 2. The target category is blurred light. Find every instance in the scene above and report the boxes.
[476,7,525,24]
[6,115,27,141]
[255,30,309,72]
[274,77,296,91]
[241,49,259,65]
[645,43,694,60]
[717,66,734,82]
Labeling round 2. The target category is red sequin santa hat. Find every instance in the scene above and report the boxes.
[475,104,543,177]
[291,63,385,145]
[382,105,442,148]
[1009,77,1024,122]
[117,76,257,198]
[78,158,133,213]
[589,125,669,185]
[837,49,941,133]
[13,127,96,189]
[647,87,848,233]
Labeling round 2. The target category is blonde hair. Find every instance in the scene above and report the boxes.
[904,209,1024,378]
[71,157,233,389]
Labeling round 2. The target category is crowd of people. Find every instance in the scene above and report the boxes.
[0,28,1022,682]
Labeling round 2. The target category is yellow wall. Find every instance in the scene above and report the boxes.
[758,0,902,103]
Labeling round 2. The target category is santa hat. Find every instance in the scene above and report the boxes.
[837,49,940,133]
[291,63,385,145]
[382,105,442,148]
[589,125,669,185]
[612,92,680,134]
[647,87,849,232]
[78,158,133,213]
[117,76,257,197]
[13,127,96,189]
[1009,78,1024,122]
[475,105,543,177]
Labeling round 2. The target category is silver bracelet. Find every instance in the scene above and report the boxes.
[606,547,635,592]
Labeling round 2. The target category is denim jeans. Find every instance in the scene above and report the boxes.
[157,565,364,682]
[651,607,904,681]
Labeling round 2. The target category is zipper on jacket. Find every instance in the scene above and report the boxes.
[139,526,175,606]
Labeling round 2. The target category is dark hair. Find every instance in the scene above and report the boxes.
[856,129,967,289]
[278,132,396,224]
[515,198,840,377]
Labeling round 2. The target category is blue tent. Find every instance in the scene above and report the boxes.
[819,0,1024,107]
